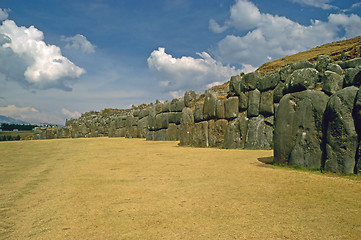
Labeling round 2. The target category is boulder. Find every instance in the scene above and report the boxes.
[192,121,209,147]
[139,107,149,119]
[322,86,359,174]
[239,92,248,111]
[247,89,260,118]
[171,98,185,112]
[284,68,319,94]
[223,112,248,149]
[345,58,361,68]
[273,82,285,103]
[194,102,204,123]
[179,107,194,146]
[184,90,197,108]
[137,116,149,138]
[208,119,228,147]
[167,112,177,124]
[256,70,280,92]
[321,70,343,95]
[155,113,169,130]
[279,64,293,82]
[244,116,273,150]
[203,91,217,120]
[344,67,361,87]
[216,99,225,119]
[316,55,331,72]
[241,71,260,91]
[260,90,274,117]
[155,102,163,114]
[225,96,239,119]
[166,124,180,141]
[326,63,343,75]
[162,101,171,112]
[291,60,315,70]
[154,129,167,141]
[274,90,329,169]
[146,130,154,141]
[230,75,242,96]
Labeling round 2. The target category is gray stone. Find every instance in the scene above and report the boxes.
[167,112,177,124]
[155,102,163,114]
[175,112,182,125]
[162,101,171,112]
[146,130,155,141]
[279,64,293,82]
[216,99,225,119]
[284,68,319,94]
[316,55,331,72]
[273,82,285,103]
[139,108,149,119]
[223,112,248,149]
[225,96,239,119]
[230,75,242,95]
[247,89,260,118]
[208,119,228,148]
[154,129,167,141]
[192,121,209,147]
[322,86,359,174]
[345,58,361,68]
[179,107,194,146]
[194,102,204,123]
[256,70,280,92]
[354,87,361,175]
[184,90,197,108]
[326,63,343,75]
[170,98,185,112]
[241,71,260,91]
[125,126,138,138]
[203,91,217,120]
[239,92,248,111]
[166,124,180,141]
[344,67,361,87]
[321,70,343,95]
[137,116,149,138]
[260,90,274,117]
[292,60,315,71]
[274,90,329,169]
[244,116,273,150]
[155,113,169,130]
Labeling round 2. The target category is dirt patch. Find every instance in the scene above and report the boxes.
[1,138,361,239]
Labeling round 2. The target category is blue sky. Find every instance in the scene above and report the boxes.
[0,0,360,125]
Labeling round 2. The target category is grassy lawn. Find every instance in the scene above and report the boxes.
[0,137,361,239]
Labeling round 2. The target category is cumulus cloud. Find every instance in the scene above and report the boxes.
[61,34,96,54]
[211,0,361,67]
[147,47,246,95]
[290,0,337,10]
[0,8,10,21]
[61,108,81,119]
[0,20,85,90]
[0,104,38,121]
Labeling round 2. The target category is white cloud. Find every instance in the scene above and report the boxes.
[61,34,96,54]
[290,0,337,10]
[212,0,361,67]
[61,108,81,119]
[0,8,10,21]
[147,47,244,95]
[351,2,361,9]
[0,20,85,90]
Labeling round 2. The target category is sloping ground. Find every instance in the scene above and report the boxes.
[1,138,361,239]
[258,36,361,72]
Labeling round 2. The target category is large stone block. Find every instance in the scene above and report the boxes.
[154,129,167,141]
[192,121,209,147]
[184,90,197,108]
[137,116,149,138]
[284,68,319,94]
[316,55,331,72]
[223,112,248,149]
[291,60,315,71]
[208,119,228,147]
[260,90,274,117]
[321,71,343,96]
[322,86,359,174]
[194,102,204,123]
[229,75,242,96]
[225,96,239,119]
[244,116,273,150]
[203,91,217,120]
[256,70,280,92]
[241,71,260,91]
[216,99,225,119]
[274,90,329,169]
[155,113,169,130]
[326,63,343,75]
[247,89,260,118]
[345,57,361,68]
[344,67,361,87]
[179,108,194,146]
[239,92,248,111]
[166,124,180,141]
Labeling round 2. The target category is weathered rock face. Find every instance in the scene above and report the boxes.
[184,90,197,108]
[223,113,248,149]
[245,115,273,150]
[192,121,209,147]
[203,91,217,120]
[225,97,239,119]
[247,89,260,117]
[274,90,329,169]
[256,70,280,92]
[194,102,204,123]
[321,71,343,96]
[241,72,260,91]
[354,86,361,175]
[208,119,228,147]
[179,107,194,146]
[284,68,319,94]
[322,86,359,174]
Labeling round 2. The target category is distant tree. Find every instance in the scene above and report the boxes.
[0,136,5,141]
[6,135,13,141]
[15,135,21,141]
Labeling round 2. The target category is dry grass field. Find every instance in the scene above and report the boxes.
[1,137,361,239]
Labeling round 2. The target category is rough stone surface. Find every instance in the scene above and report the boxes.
[322,71,343,96]
[194,102,204,123]
[274,90,329,169]
[216,99,225,119]
[208,119,228,147]
[241,71,260,91]
[225,96,239,119]
[354,87,361,175]
[256,71,280,92]
[230,75,242,96]
[192,121,209,147]
[179,107,194,146]
[223,112,248,149]
[327,63,343,75]
[322,86,359,174]
[344,67,361,87]
[184,90,197,108]
[166,123,179,141]
[137,116,149,138]
[345,58,361,68]
[247,89,260,118]
[260,90,274,117]
[273,82,285,103]
[292,60,315,71]
[316,55,331,72]
[203,91,217,120]
[245,115,273,150]
[284,68,319,94]
[155,113,169,130]
[239,92,248,111]
[154,129,167,141]
[280,64,293,82]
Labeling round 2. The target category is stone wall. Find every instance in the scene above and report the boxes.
[32,55,361,175]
